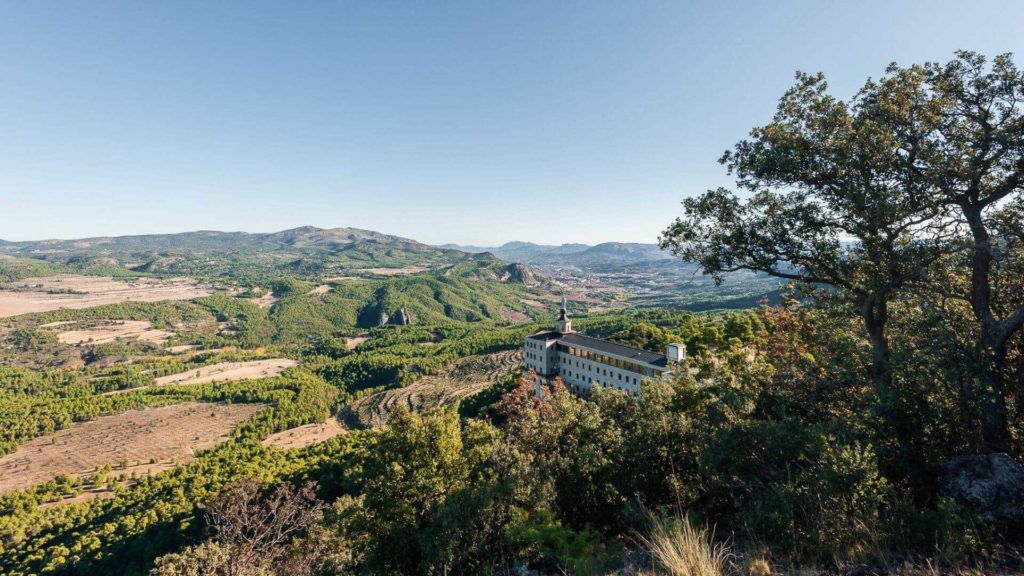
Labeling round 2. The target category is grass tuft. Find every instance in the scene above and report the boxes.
[637,515,731,576]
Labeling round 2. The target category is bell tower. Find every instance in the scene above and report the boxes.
[556,297,573,334]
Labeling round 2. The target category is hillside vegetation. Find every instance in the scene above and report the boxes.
[0,226,482,284]
[1,51,1023,576]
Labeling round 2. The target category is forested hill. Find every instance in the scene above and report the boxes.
[0,227,547,284]
[0,226,421,253]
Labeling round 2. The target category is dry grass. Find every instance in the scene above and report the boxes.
[261,418,346,450]
[501,307,533,324]
[101,359,298,396]
[152,358,297,386]
[54,319,174,345]
[350,265,430,276]
[345,336,369,350]
[637,516,731,576]
[249,292,279,309]
[0,402,265,494]
[166,344,196,354]
[744,558,772,576]
[37,489,116,510]
[0,274,212,317]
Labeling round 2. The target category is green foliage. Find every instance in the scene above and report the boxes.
[506,508,621,576]
[0,366,346,576]
[149,541,231,576]
[0,257,64,282]
[337,409,514,575]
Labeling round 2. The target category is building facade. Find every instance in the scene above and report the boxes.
[523,300,684,395]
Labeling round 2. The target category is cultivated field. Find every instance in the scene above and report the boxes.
[100,359,297,397]
[0,402,265,494]
[153,358,298,387]
[261,418,346,450]
[0,274,213,318]
[347,349,521,428]
[350,265,430,276]
[52,320,174,345]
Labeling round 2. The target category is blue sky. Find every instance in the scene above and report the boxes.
[2,1,1022,246]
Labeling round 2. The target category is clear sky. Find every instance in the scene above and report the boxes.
[2,1,1022,246]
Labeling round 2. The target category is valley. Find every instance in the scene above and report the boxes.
[0,225,741,576]
[445,240,783,310]
[1,220,1007,576]
[2,7,1018,573]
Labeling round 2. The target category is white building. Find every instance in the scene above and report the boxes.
[523,300,684,395]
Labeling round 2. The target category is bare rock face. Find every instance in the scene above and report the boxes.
[940,453,1024,526]
[393,308,412,326]
[502,263,539,286]
[376,311,389,326]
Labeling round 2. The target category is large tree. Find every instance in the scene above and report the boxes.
[660,71,947,465]
[876,52,1024,452]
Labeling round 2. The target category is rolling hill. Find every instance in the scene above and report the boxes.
[0,227,504,284]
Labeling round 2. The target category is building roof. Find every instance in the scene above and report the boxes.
[526,331,668,366]
[559,333,668,367]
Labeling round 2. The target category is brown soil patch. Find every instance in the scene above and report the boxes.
[345,336,369,350]
[56,320,174,345]
[309,284,332,295]
[250,293,279,309]
[261,418,345,450]
[38,489,116,510]
[153,359,298,387]
[0,402,265,494]
[0,275,212,318]
[166,344,196,354]
[520,298,547,311]
[351,265,429,276]
[502,307,532,324]
[347,350,521,428]
[38,320,77,329]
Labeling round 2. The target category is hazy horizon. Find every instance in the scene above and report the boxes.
[3,1,1023,245]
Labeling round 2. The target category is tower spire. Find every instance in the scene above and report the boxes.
[556,295,572,334]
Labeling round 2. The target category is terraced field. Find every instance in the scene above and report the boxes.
[0,402,265,495]
[346,349,521,428]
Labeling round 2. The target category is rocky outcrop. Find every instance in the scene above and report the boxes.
[392,308,412,325]
[940,453,1024,526]
[501,263,539,286]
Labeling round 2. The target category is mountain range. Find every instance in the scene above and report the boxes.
[0,227,539,285]
[439,241,677,272]
[1,226,432,255]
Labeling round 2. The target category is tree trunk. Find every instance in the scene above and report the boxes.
[963,205,1013,452]
[978,339,1012,452]
[862,297,893,403]
[861,296,913,467]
